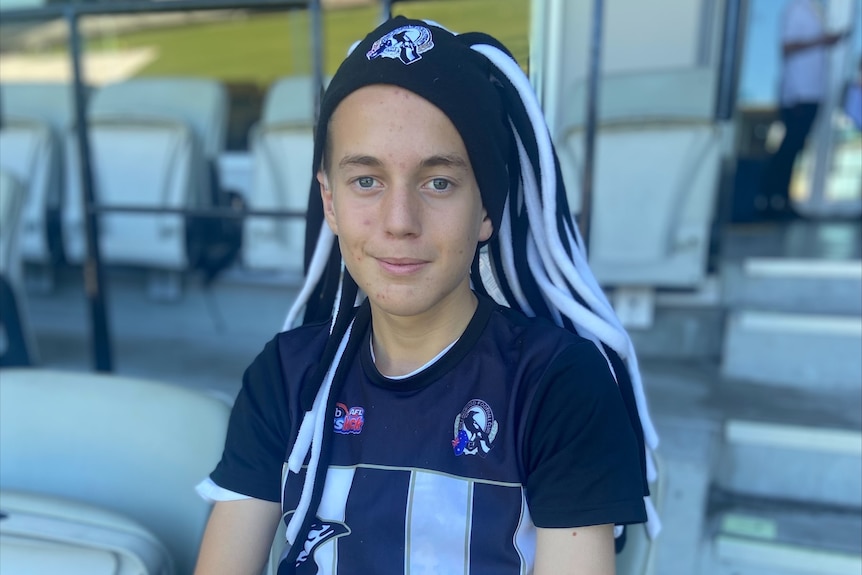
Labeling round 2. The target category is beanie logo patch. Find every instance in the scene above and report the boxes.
[366,25,434,65]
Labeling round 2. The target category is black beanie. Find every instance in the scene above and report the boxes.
[308,16,513,241]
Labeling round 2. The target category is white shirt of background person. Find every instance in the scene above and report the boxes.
[781,0,828,107]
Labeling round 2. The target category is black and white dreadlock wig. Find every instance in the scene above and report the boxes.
[280,16,660,560]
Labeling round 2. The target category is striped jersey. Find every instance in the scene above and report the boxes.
[211,294,646,574]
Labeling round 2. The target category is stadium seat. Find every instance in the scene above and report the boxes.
[536,0,725,291]
[0,368,232,574]
[63,78,228,296]
[0,82,72,278]
[561,118,721,287]
[0,490,173,575]
[0,170,38,365]
[243,75,319,275]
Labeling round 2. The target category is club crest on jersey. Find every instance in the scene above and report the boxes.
[366,25,434,65]
[452,399,498,457]
[334,402,365,434]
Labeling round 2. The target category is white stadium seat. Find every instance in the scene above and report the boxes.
[0,169,38,365]
[0,82,72,270]
[0,490,173,575]
[0,368,232,574]
[536,1,726,291]
[63,78,228,281]
[0,122,61,266]
[562,120,721,287]
[0,170,25,279]
[243,75,319,275]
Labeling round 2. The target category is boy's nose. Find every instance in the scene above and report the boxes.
[381,185,422,238]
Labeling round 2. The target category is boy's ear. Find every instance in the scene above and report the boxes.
[318,171,338,235]
[478,207,493,243]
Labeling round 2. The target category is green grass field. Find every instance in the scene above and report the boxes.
[108,0,529,87]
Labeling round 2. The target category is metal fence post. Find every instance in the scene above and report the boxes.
[67,4,114,372]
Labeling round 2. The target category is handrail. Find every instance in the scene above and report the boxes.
[0,0,308,21]
[88,205,308,218]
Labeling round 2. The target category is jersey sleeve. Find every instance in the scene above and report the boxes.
[523,341,647,528]
[209,335,290,502]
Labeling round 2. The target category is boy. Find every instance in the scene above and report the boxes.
[195,16,658,575]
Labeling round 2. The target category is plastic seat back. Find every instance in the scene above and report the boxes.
[0,170,25,277]
[0,368,232,574]
[0,170,38,365]
[243,76,317,274]
[63,78,227,269]
[0,82,76,139]
[0,122,61,265]
[562,121,721,287]
[0,82,75,266]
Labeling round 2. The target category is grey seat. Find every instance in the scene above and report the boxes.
[0,82,73,273]
[0,368,232,574]
[0,490,173,575]
[63,78,228,291]
[0,169,38,364]
[243,75,319,275]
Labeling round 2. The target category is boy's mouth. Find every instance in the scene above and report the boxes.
[377,257,428,275]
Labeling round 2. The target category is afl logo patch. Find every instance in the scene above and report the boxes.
[452,399,498,457]
[366,25,434,65]
[334,402,365,434]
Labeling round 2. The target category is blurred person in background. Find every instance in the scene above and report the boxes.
[761,0,850,220]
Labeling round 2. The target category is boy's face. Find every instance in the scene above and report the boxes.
[319,84,493,320]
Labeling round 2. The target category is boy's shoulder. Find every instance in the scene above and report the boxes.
[483,295,592,349]
[274,318,333,360]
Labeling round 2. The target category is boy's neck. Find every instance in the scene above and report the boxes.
[370,291,478,378]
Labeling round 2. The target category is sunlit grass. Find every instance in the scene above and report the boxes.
[104,0,529,87]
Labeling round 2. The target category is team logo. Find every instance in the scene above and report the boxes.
[334,402,365,434]
[284,515,351,568]
[452,399,498,457]
[366,25,434,65]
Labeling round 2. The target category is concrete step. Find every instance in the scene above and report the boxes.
[721,310,862,390]
[723,257,862,316]
[716,419,862,508]
[624,278,725,361]
[709,537,862,575]
[703,491,862,575]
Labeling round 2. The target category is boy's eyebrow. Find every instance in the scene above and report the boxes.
[337,154,469,170]
[420,154,469,170]
[338,155,384,169]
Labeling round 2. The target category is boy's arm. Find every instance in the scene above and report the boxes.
[534,524,616,575]
[783,30,848,56]
[194,498,282,575]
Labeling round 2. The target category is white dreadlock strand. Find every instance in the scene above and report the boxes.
[283,225,335,331]
[284,319,355,545]
[472,42,661,536]
[562,220,660,460]
[525,234,629,350]
[500,62,625,341]
[525,234,563,326]
[510,122,629,350]
[497,197,534,316]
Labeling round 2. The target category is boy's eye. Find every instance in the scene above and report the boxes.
[430,178,451,191]
[357,177,376,188]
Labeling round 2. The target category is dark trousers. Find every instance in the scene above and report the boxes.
[762,102,819,214]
